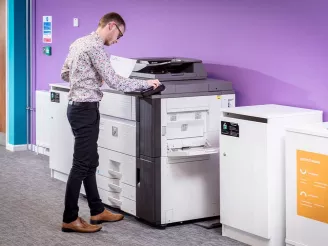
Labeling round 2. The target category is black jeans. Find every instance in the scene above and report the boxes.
[63,102,105,223]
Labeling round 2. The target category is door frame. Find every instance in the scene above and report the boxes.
[5,0,32,147]
[5,0,8,145]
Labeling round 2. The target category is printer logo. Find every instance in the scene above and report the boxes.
[112,126,118,137]
[181,124,188,132]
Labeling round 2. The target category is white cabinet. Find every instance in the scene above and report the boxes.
[219,104,322,246]
[220,118,269,239]
[285,122,328,246]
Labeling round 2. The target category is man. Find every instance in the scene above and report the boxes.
[60,12,160,233]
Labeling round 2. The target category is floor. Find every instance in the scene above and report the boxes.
[0,147,247,246]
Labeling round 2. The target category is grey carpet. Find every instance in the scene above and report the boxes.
[0,147,248,246]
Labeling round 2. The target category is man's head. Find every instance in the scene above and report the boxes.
[96,12,125,46]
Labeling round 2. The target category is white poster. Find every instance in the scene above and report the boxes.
[43,16,52,43]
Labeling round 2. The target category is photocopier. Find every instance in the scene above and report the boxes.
[48,57,235,228]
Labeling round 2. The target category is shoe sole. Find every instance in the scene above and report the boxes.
[61,227,102,233]
[90,217,124,225]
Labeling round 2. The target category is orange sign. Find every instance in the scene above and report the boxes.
[297,150,328,223]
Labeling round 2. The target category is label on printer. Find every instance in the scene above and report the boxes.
[221,121,239,137]
[51,92,60,103]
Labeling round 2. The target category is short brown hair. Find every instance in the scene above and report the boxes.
[98,12,126,28]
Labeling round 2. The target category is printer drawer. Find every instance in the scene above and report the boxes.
[98,187,121,209]
[121,183,136,201]
[98,116,136,156]
[96,173,136,201]
[98,187,136,216]
[96,174,122,193]
[99,92,135,120]
[98,147,136,187]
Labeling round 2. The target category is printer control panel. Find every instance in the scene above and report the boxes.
[125,83,165,97]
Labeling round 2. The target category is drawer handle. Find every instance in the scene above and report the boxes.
[108,197,122,206]
[108,183,122,192]
[108,169,122,179]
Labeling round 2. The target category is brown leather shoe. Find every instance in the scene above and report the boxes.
[90,209,124,224]
[62,217,102,233]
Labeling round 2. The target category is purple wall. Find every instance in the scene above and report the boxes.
[33,0,328,143]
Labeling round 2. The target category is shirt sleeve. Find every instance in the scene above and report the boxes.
[61,55,70,82]
[88,45,149,92]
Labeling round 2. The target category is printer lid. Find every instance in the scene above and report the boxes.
[130,57,207,81]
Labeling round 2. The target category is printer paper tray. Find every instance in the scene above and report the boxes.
[167,146,219,157]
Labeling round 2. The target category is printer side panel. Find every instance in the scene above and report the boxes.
[136,98,162,225]
[138,98,162,158]
[136,157,161,225]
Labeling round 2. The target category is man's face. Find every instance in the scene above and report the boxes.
[105,22,125,46]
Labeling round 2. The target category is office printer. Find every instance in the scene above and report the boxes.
[48,57,236,228]
[93,57,236,227]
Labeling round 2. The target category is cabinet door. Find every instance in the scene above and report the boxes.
[49,91,74,175]
[220,116,269,239]
[98,115,136,157]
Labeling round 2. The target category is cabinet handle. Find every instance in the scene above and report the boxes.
[108,169,122,179]
[108,197,122,206]
[223,152,226,156]
[108,183,122,192]
[137,167,140,188]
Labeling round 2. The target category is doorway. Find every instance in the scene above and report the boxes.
[0,0,6,146]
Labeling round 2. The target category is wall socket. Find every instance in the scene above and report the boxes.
[73,18,79,27]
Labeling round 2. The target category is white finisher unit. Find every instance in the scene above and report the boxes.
[49,84,74,182]
[219,104,322,246]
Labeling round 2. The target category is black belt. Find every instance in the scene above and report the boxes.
[68,101,99,108]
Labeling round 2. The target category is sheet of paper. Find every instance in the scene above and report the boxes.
[110,55,137,78]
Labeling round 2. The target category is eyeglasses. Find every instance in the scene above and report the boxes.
[114,23,123,40]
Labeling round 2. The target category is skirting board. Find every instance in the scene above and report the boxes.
[31,145,50,156]
[6,144,28,152]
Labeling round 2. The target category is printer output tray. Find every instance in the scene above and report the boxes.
[167,146,219,157]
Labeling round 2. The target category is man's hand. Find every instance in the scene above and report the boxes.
[147,79,161,89]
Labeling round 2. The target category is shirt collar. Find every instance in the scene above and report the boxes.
[92,31,104,46]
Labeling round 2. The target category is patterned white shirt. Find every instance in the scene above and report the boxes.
[61,32,149,102]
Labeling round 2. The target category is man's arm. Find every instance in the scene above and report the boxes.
[88,45,149,92]
[61,55,70,82]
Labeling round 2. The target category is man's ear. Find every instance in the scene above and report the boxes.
[108,22,114,30]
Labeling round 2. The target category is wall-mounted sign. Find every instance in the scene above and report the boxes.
[43,16,52,43]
